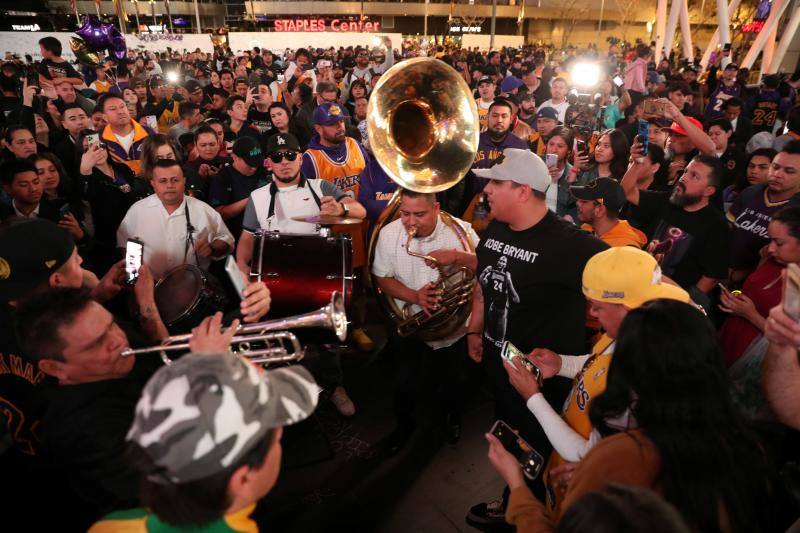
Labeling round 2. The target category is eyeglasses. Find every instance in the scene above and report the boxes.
[269,151,299,163]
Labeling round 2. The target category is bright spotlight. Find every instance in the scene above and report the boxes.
[166,71,179,84]
[570,62,601,89]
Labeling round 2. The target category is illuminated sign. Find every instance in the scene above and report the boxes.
[449,25,482,33]
[12,24,40,31]
[274,19,381,32]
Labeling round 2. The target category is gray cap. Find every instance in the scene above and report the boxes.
[472,148,551,193]
[127,353,319,483]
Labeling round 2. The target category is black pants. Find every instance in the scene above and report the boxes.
[482,345,572,501]
[389,335,468,429]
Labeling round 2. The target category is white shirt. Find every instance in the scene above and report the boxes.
[539,99,570,123]
[12,200,40,219]
[372,215,479,349]
[284,62,317,92]
[116,194,235,279]
[243,179,345,235]
[116,129,135,154]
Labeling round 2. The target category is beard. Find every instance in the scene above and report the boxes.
[489,125,510,142]
[669,184,703,207]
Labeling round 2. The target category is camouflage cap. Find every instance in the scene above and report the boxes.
[127,353,319,483]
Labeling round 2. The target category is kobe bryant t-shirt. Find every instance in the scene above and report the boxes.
[476,211,608,357]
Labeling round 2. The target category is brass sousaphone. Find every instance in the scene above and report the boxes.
[365,57,480,341]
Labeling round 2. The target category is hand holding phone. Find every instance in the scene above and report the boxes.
[613,75,624,87]
[125,239,144,286]
[490,420,545,480]
[501,341,543,385]
[59,203,71,219]
[225,255,247,300]
[545,153,558,168]
[784,264,800,321]
[637,119,650,156]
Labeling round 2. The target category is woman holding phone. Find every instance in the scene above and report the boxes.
[184,124,231,183]
[570,129,630,185]
[76,129,149,271]
[719,205,800,416]
[541,127,576,219]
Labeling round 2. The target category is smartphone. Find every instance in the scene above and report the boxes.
[613,75,624,87]
[637,119,650,156]
[575,139,589,157]
[643,100,665,116]
[144,115,158,130]
[125,238,144,286]
[59,203,71,219]
[784,263,800,321]
[545,153,558,168]
[723,42,732,52]
[86,133,100,148]
[225,254,248,300]
[277,73,285,83]
[490,420,545,480]
[500,340,542,384]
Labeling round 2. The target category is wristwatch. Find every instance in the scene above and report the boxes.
[341,202,349,216]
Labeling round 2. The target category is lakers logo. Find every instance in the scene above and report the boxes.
[0,258,9,280]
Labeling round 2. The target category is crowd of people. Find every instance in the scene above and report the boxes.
[2,31,800,532]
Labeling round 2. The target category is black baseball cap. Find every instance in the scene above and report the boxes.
[184,80,203,94]
[232,137,264,168]
[570,177,626,214]
[724,63,739,71]
[0,220,75,301]
[266,133,301,154]
[477,75,494,86]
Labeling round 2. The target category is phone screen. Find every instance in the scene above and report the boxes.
[491,420,545,480]
[225,255,247,300]
[613,75,624,87]
[576,140,589,157]
[125,239,144,285]
[501,340,525,363]
[59,203,71,219]
[638,119,650,156]
[784,263,800,321]
[545,153,558,168]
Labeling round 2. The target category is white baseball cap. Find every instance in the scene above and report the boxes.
[472,148,551,193]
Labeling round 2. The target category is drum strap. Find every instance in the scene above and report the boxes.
[268,176,322,219]
[183,202,201,266]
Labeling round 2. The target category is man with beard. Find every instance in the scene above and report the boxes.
[452,98,528,217]
[517,91,536,128]
[621,153,730,309]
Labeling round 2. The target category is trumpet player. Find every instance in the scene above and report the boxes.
[13,287,240,522]
[372,189,479,453]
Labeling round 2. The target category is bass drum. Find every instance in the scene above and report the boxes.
[154,264,229,333]
[255,233,353,318]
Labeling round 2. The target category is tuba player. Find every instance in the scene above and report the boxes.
[372,188,479,453]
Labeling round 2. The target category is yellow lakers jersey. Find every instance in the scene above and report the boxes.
[476,98,492,131]
[304,137,368,266]
[304,137,366,197]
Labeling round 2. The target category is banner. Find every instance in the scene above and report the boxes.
[228,32,403,56]
[126,33,215,54]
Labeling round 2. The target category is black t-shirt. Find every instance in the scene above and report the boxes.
[208,163,270,239]
[247,108,275,137]
[476,212,608,356]
[38,58,81,81]
[41,351,161,519]
[632,191,730,288]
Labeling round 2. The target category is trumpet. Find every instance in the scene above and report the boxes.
[120,292,348,366]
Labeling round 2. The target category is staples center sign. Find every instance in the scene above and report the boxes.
[274,19,381,32]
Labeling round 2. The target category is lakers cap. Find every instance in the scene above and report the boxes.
[582,247,689,308]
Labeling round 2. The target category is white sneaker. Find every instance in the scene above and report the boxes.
[330,386,356,417]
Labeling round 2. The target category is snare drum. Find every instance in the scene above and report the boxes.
[253,233,353,317]
[154,264,229,333]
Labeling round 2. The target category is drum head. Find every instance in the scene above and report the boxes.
[155,265,203,325]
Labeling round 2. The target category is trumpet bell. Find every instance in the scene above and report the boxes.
[367,57,480,193]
